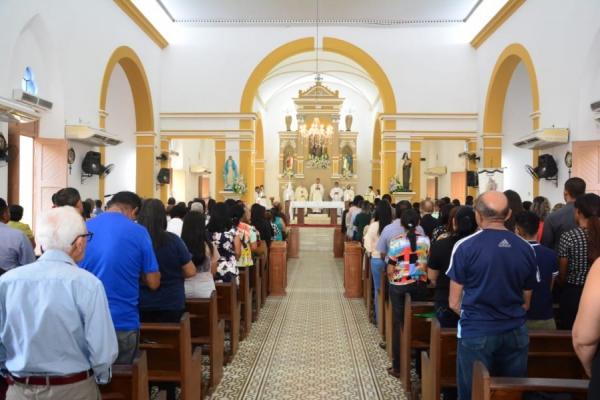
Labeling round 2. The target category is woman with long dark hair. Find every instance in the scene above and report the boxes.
[428,207,477,328]
[231,202,260,269]
[431,203,454,241]
[364,199,393,326]
[181,211,219,298]
[137,199,196,323]
[386,208,430,378]
[558,193,600,329]
[531,196,551,241]
[504,189,524,232]
[271,202,288,241]
[251,203,272,248]
[207,202,241,283]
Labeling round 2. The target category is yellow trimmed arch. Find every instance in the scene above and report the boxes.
[99,46,155,199]
[239,37,397,193]
[482,43,540,195]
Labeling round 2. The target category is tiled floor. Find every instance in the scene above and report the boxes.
[209,242,407,399]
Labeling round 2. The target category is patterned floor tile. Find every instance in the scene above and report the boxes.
[209,250,408,400]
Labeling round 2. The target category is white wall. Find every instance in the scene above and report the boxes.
[104,65,137,197]
[0,0,163,198]
[170,139,216,202]
[475,0,600,204]
[501,62,534,200]
[420,140,466,198]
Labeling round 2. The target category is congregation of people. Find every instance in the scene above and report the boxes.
[0,190,289,399]
[2,176,600,398]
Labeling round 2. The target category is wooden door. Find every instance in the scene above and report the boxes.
[573,141,600,195]
[426,177,438,199]
[33,138,67,230]
[451,171,467,204]
[7,121,37,204]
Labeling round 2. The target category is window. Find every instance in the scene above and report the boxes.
[21,67,38,95]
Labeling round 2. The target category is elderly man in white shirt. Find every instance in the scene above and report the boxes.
[0,206,118,399]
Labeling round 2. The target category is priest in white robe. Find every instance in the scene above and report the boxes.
[330,181,344,216]
[330,181,343,201]
[364,186,376,203]
[343,184,355,202]
[309,178,325,213]
[294,184,309,217]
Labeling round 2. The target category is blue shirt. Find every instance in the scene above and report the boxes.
[0,250,118,382]
[527,242,559,320]
[0,223,35,271]
[140,233,191,312]
[81,212,159,331]
[446,229,539,338]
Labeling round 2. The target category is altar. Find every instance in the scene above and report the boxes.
[290,201,345,225]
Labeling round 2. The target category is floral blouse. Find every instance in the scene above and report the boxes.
[212,228,238,283]
[387,233,430,285]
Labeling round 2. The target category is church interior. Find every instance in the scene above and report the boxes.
[1,0,600,399]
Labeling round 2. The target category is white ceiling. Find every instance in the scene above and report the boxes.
[257,51,380,110]
[157,0,483,25]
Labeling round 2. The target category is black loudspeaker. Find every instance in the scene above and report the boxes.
[157,168,171,184]
[82,151,103,175]
[467,171,479,187]
[535,154,558,179]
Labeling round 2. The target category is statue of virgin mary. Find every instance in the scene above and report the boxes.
[223,155,238,190]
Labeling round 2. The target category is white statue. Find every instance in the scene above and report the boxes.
[223,155,238,190]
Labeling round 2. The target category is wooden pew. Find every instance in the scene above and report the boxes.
[363,251,373,324]
[100,351,150,400]
[385,296,393,360]
[378,273,386,336]
[215,282,241,358]
[139,313,202,400]
[471,361,588,400]
[186,292,225,389]
[422,319,587,400]
[238,268,253,339]
[260,249,268,304]
[399,293,435,396]
[249,262,261,321]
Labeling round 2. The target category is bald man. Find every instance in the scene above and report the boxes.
[446,191,539,400]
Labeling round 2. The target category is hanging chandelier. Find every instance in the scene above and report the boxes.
[300,117,333,139]
[298,0,333,140]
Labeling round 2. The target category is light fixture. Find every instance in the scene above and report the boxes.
[299,0,333,140]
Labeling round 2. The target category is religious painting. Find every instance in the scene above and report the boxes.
[477,168,504,192]
[283,144,295,175]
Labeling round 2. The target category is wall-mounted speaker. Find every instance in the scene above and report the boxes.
[157,168,171,185]
[467,171,478,187]
[82,151,102,175]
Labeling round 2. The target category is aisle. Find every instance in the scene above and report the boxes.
[210,247,407,399]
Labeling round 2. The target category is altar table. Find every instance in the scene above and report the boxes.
[290,201,345,225]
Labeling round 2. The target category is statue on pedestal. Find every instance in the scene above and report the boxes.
[402,152,412,191]
[223,155,238,191]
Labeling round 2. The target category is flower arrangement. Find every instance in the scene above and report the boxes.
[306,153,330,169]
[389,175,406,193]
[232,175,247,194]
[282,168,295,178]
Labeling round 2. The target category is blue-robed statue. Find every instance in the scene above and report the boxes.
[223,155,239,191]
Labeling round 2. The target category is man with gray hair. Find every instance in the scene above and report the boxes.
[420,199,439,239]
[0,206,118,399]
[446,191,539,400]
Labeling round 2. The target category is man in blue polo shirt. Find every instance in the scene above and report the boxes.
[447,191,539,400]
[81,191,160,364]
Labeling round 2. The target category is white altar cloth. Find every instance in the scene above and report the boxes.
[290,201,345,211]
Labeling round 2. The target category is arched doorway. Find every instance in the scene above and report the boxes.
[99,46,155,199]
[239,37,397,196]
[482,43,540,196]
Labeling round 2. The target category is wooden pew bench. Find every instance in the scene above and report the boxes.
[238,268,253,339]
[216,282,241,359]
[422,319,587,400]
[139,313,202,400]
[186,291,225,390]
[363,250,373,323]
[472,361,588,400]
[249,261,261,321]
[100,351,149,400]
[399,293,435,396]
